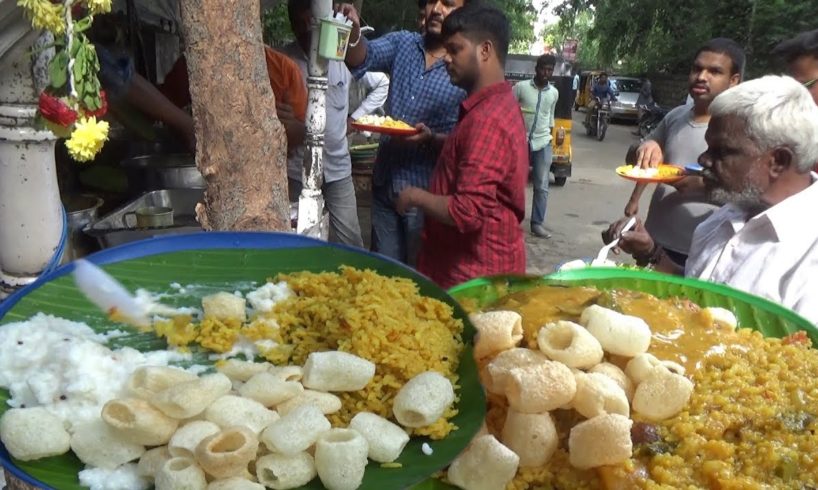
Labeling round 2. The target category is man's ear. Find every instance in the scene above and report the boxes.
[769,146,795,178]
[480,40,493,62]
[729,73,741,87]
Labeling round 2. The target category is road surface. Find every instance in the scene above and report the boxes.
[523,111,650,273]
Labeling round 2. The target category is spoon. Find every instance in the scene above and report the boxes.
[592,216,637,266]
[73,259,150,328]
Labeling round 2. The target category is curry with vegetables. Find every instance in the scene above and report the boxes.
[477,285,818,490]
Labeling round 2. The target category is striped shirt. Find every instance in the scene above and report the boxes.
[417,82,528,289]
[352,31,466,192]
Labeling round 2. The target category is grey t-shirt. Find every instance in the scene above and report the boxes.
[643,105,718,257]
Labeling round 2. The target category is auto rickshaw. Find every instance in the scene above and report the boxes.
[574,70,604,111]
[549,75,573,186]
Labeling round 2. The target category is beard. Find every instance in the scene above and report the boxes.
[448,54,480,92]
[707,184,769,214]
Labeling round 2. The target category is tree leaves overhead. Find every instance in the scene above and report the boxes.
[262,0,537,52]
[552,0,818,76]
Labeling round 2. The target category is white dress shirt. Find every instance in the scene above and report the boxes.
[686,174,818,324]
[279,43,352,184]
[350,72,390,121]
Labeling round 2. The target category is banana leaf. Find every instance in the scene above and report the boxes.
[0,232,485,490]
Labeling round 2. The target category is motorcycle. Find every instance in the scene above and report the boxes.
[586,97,610,141]
[636,102,669,140]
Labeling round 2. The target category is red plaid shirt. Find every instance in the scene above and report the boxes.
[417,82,528,289]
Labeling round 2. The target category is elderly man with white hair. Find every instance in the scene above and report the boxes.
[605,75,818,323]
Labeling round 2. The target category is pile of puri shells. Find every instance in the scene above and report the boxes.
[448,305,694,490]
[0,350,455,490]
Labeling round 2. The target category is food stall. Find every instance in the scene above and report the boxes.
[0,0,337,298]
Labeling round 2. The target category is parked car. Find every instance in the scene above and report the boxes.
[610,76,642,121]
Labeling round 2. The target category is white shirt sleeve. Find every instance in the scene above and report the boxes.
[350,72,390,120]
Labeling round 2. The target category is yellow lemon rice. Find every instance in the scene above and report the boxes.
[154,267,464,440]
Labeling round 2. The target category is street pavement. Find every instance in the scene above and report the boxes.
[522,111,651,273]
[357,110,652,275]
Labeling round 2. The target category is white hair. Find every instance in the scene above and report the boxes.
[710,75,818,173]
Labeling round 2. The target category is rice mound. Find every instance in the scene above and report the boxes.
[271,266,464,439]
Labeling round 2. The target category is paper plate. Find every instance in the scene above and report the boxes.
[350,122,419,136]
[615,164,685,183]
[0,232,485,490]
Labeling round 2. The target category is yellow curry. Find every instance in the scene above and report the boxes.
[476,285,818,490]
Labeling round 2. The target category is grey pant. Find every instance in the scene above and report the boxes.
[288,176,364,248]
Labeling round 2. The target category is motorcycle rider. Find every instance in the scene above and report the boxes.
[584,72,616,129]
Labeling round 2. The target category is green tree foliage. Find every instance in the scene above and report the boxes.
[262,2,294,47]
[262,0,536,51]
[542,9,597,68]
[553,0,818,76]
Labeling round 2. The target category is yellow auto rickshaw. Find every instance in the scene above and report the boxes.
[550,75,573,186]
[574,70,604,111]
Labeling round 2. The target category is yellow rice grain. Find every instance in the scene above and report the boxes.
[269,267,464,439]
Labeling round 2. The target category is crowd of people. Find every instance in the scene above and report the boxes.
[337,1,818,324]
[90,1,818,324]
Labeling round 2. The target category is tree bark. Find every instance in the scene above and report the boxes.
[179,0,290,231]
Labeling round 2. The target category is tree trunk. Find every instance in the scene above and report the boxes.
[179,0,290,231]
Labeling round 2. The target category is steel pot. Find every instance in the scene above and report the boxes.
[120,154,205,195]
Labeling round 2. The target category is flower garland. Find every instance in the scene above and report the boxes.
[18,0,112,162]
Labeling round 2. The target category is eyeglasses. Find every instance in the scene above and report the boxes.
[804,78,817,89]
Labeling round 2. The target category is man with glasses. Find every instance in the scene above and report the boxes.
[773,29,818,105]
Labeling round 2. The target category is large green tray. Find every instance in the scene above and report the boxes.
[448,267,817,345]
[0,232,485,490]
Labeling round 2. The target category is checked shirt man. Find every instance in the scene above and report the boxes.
[396,5,528,289]
[339,0,468,266]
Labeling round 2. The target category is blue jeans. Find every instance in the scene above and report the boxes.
[371,185,424,266]
[530,144,553,226]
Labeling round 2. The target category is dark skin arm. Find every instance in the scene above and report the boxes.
[125,72,196,151]
[602,216,684,275]
[395,187,456,226]
[336,3,367,68]
[276,102,305,153]
[400,123,447,151]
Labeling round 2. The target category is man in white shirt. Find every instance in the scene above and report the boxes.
[605,76,818,323]
[282,0,363,247]
[348,72,390,133]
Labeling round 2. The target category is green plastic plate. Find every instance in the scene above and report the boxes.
[448,268,817,345]
[0,233,485,490]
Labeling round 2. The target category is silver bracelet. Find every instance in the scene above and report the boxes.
[349,28,362,48]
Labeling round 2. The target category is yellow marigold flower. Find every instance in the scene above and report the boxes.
[65,116,109,162]
[86,0,112,15]
[17,0,65,35]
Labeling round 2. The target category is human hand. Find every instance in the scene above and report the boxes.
[602,217,654,257]
[624,199,639,217]
[334,3,361,28]
[398,123,433,146]
[635,140,663,169]
[672,176,705,194]
[276,102,297,125]
[396,187,419,215]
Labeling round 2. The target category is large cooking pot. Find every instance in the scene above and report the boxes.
[120,154,205,195]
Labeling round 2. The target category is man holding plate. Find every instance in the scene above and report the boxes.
[395,5,528,289]
[338,0,468,266]
[605,76,818,324]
